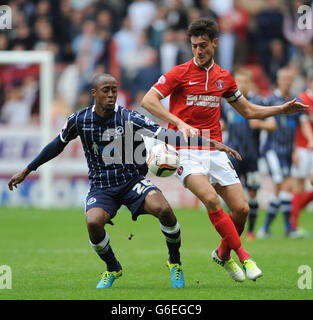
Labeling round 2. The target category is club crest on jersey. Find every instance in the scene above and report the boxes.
[87,197,96,205]
[216,79,224,90]
[115,126,124,135]
[157,75,166,84]
[177,166,183,176]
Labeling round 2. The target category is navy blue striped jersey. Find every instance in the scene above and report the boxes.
[60,104,161,189]
[221,92,265,160]
[262,89,305,156]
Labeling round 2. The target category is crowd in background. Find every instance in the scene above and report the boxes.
[0,0,313,127]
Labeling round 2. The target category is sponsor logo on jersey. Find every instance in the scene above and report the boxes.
[186,95,221,107]
[216,79,224,89]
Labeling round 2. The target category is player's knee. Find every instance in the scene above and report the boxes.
[233,203,250,221]
[152,202,175,224]
[202,193,221,211]
[86,212,108,232]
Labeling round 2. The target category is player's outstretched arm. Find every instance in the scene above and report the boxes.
[231,96,309,119]
[141,89,199,141]
[8,135,67,191]
[154,128,242,160]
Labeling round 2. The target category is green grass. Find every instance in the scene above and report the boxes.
[0,206,312,300]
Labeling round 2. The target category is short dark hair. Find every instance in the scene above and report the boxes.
[92,73,116,89]
[187,18,219,40]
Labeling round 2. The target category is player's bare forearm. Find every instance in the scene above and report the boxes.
[8,167,32,191]
[231,96,309,119]
[209,140,242,160]
[141,89,181,126]
[142,89,199,140]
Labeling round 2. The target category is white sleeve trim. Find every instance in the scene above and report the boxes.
[152,87,165,99]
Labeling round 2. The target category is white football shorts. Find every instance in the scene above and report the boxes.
[175,149,240,187]
[291,147,313,178]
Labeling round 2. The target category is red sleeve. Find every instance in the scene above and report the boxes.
[152,66,182,98]
[222,70,242,103]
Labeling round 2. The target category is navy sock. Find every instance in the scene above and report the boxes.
[160,222,181,264]
[279,191,292,234]
[90,232,121,272]
[264,197,280,233]
[248,200,259,232]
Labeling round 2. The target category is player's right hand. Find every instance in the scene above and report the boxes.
[177,121,199,142]
[8,168,30,191]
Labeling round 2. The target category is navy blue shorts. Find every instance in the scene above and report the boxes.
[230,157,261,190]
[85,175,160,221]
[265,150,292,184]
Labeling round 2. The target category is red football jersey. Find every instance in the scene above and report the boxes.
[153,58,242,145]
[295,90,313,148]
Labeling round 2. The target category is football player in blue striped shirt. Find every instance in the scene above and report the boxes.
[257,68,313,238]
[8,73,241,289]
[221,68,277,241]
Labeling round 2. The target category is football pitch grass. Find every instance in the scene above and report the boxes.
[0,207,312,300]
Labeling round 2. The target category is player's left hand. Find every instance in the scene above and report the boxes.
[281,99,309,114]
[210,140,242,160]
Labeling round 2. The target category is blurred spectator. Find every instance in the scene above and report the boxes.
[165,0,189,30]
[283,0,313,51]
[131,48,161,95]
[196,0,218,19]
[218,0,250,72]
[33,18,55,45]
[267,39,289,84]
[176,28,193,64]
[289,40,313,94]
[9,23,35,50]
[253,0,284,77]
[120,30,154,92]
[97,10,115,41]
[72,19,105,90]
[53,0,76,62]
[148,6,168,49]
[113,16,138,66]
[187,6,201,23]
[160,29,179,73]
[0,78,37,125]
[127,0,157,34]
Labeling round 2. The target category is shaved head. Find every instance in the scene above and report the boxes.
[92,73,117,89]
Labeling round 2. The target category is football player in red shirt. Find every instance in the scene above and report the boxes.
[290,73,313,237]
[141,18,308,282]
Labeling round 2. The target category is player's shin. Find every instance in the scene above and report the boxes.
[160,222,181,264]
[89,231,121,271]
[208,209,250,263]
